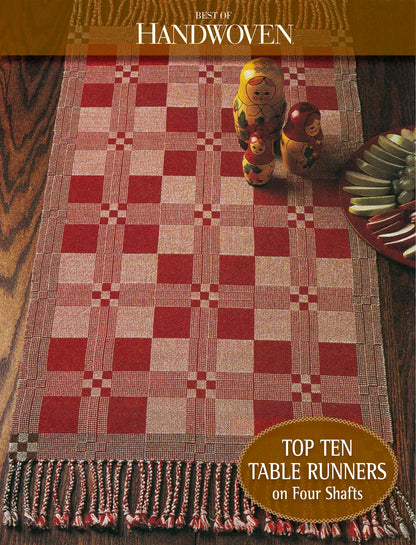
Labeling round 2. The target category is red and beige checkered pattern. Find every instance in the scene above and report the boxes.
[11,53,391,462]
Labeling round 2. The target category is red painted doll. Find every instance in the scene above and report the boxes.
[242,132,275,186]
[280,102,323,176]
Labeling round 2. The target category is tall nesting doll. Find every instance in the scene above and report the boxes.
[242,133,275,186]
[233,57,286,151]
[280,102,323,176]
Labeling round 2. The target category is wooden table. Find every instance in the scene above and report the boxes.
[0,55,414,544]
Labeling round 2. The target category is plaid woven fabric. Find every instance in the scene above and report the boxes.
[9,53,392,466]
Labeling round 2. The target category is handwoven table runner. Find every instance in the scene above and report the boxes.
[2,40,413,539]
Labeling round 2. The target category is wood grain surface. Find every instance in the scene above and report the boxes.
[0,55,414,545]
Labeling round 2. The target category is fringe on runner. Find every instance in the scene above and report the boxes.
[2,458,415,539]
[69,0,350,29]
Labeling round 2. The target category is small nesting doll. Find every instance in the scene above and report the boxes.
[233,57,286,151]
[280,102,323,176]
[242,133,275,186]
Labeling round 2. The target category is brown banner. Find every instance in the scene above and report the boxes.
[0,0,414,55]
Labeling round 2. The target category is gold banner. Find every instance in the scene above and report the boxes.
[0,0,414,55]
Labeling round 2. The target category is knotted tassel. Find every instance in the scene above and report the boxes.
[71,461,87,531]
[176,460,192,528]
[55,460,75,530]
[395,487,416,529]
[320,521,331,540]
[213,464,225,533]
[166,461,182,529]
[283,519,294,535]
[133,460,149,527]
[264,513,276,534]
[243,495,258,534]
[85,461,100,528]
[348,519,362,542]
[10,462,23,528]
[222,463,234,532]
[2,459,15,527]
[331,521,342,539]
[10,460,23,528]
[148,460,163,528]
[380,502,399,538]
[121,460,134,530]
[370,508,385,539]
[36,460,54,530]
[52,460,64,528]
[199,463,212,532]
[297,521,320,537]
[23,460,35,528]
[101,460,117,530]
[361,513,373,541]
[389,494,411,541]
[296,521,307,535]
[232,479,246,531]
[30,460,44,529]
[189,461,203,531]
[275,517,287,535]
[160,460,173,527]
[96,460,107,528]
[111,460,122,530]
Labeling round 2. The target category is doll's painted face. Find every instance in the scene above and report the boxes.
[246,76,276,104]
[305,115,321,137]
[250,136,266,154]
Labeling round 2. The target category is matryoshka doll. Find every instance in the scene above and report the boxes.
[233,57,286,151]
[242,132,275,186]
[280,102,323,176]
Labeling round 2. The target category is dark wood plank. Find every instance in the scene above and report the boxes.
[355,56,415,507]
[0,55,414,545]
[0,55,64,469]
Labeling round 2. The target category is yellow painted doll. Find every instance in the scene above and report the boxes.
[233,57,286,151]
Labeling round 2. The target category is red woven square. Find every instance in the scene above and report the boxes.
[61,225,99,253]
[319,343,357,375]
[254,341,292,373]
[219,256,255,285]
[154,307,191,338]
[136,83,167,106]
[128,176,162,203]
[315,229,351,258]
[254,227,290,256]
[254,401,293,434]
[107,398,147,433]
[322,403,362,424]
[157,254,194,284]
[217,309,254,339]
[304,56,334,68]
[163,151,197,176]
[306,86,338,110]
[47,338,87,371]
[81,84,114,107]
[68,176,104,203]
[254,185,287,205]
[39,397,81,433]
[139,56,169,65]
[221,108,235,133]
[123,225,159,253]
[86,53,117,66]
[167,108,198,132]
[220,152,242,177]
[113,339,152,371]
[311,180,341,207]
